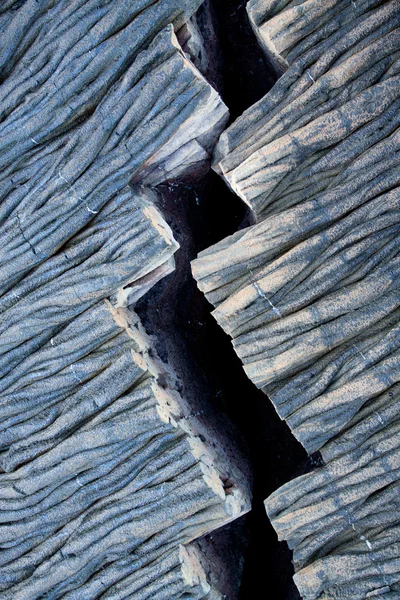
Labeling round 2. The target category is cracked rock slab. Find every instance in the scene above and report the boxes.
[192,0,400,597]
[0,1,247,598]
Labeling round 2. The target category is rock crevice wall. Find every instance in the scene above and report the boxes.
[0,2,251,598]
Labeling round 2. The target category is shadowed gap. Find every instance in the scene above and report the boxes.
[137,1,309,597]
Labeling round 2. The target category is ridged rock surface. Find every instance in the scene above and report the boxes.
[0,2,250,598]
[192,0,400,597]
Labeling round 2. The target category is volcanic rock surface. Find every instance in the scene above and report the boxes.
[2,0,400,598]
[192,0,400,597]
[0,2,251,598]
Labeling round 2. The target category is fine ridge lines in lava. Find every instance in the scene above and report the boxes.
[0,2,250,599]
[192,1,400,598]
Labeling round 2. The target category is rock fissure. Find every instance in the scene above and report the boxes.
[1,0,399,598]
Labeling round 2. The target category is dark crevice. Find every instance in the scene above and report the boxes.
[136,1,309,598]
[210,0,277,121]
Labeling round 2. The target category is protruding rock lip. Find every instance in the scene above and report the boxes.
[152,380,252,519]
[180,544,212,595]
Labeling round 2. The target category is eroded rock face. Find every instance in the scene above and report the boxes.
[0,2,251,598]
[3,0,400,596]
[192,0,400,597]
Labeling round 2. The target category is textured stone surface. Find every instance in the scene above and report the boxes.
[0,13,228,290]
[60,543,223,600]
[192,0,400,597]
[0,2,251,598]
[213,0,400,220]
